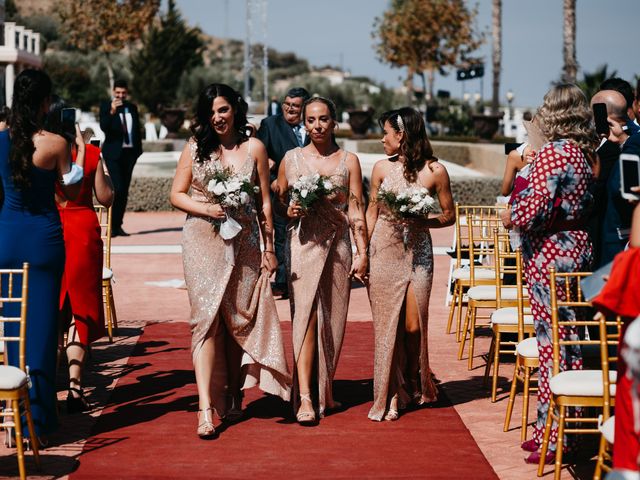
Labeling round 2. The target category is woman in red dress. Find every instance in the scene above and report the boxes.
[49,104,114,412]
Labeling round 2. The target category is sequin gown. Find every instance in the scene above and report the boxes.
[511,140,593,449]
[284,147,352,416]
[367,161,437,421]
[182,138,291,416]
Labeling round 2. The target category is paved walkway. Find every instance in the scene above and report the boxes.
[0,212,596,478]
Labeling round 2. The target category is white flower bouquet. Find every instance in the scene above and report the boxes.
[377,185,436,218]
[204,167,259,240]
[290,173,345,211]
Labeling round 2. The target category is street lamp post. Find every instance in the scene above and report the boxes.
[506,89,514,120]
[474,92,482,113]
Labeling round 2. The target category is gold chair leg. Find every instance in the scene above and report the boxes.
[104,283,113,343]
[458,305,471,360]
[483,332,495,386]
[467,307,477,370]
[521,365,532,442]
[23,395,39,467]
[554,405,566,480]
[490,331,501,402]
[504,355,520,432]
[109,284,118,330]
[538,398,555,477]
[593,435,607,480]
[456,286,465,343]
[446,281,458,334]
[13,399,25,480]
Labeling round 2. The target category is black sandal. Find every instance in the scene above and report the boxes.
[67,387,92,413]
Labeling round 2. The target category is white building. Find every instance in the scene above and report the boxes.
[0,1,42,107]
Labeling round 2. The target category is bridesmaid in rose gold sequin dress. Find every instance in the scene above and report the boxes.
[276,97,368,424]
[366,108,455,421]
[171,84,290,438]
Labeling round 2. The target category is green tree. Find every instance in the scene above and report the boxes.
[57,0,160,91]
[373,0,484,104]
[130,0,204,113]
[577,65,617,102]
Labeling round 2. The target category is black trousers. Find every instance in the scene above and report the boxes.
[105,148,138,230]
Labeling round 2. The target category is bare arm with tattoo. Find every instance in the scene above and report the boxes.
[252,139,277,273]
[346,153,368,282]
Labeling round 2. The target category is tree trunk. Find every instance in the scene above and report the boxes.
[562,0,577,83]
[406,67,414,106]
[491,0,501,115]
[426,68,435,105]
[105,52,115,93]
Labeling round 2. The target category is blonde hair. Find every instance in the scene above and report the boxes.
[537,83,599,154]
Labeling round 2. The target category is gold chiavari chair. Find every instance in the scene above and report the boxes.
[593,312,624,480]
[446,204,505,342]
[0,263,40,480]
[483,229,533,402]
[537,267,621,479]
[457,212,508,369]
[95,205,118,342]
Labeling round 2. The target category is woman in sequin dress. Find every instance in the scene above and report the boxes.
[366,108,455,421]
[502,84,598,463]
[276,97,368,424]
[170,84,291,439]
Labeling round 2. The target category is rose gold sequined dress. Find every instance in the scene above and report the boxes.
[368,160,437,421]
[284,147,352,417]
[182,139,291,416]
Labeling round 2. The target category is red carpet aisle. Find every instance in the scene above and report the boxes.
[70,321,497,479]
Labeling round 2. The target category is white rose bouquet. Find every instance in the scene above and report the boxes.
[204,167,259,240]
[290,173,345,211]
[377,185,436,218]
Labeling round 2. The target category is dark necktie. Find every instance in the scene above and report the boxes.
[293,125,303,147]
[121,108,130,144]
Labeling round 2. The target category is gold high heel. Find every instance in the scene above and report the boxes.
[296,393,317,425]
[384,394,400,421]
[197,407,216,439]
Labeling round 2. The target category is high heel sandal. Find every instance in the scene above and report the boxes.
[296,393,317,426]
[222,393,243,423]
[67,387,92,413]
[197,407,216,439]
[384,394,400,421]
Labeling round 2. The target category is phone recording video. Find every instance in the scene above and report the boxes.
[90,139,101,147]
[620,153,640,200]
[60,108,77,141]
[593,103,609,136]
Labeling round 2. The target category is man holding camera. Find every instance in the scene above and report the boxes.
[99,79,142,237]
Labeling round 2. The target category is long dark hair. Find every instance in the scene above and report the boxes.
[190,83,249,163]
[9,69,52,190]
[378,107,436,182]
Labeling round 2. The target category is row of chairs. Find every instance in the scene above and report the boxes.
[445,204,618,479]
[0,206,118,479]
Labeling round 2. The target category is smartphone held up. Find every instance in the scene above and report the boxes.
[593,103,609,137]
[60,107,78,141]
[620,153,640,201]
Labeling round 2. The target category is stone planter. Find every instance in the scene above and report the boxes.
[347,109,374,138]
[472,113,503,140]
[159,107,186,139]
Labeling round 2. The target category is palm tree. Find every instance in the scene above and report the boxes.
[562,0,578,83]
[490,0,501,115]
[577,65,617,102]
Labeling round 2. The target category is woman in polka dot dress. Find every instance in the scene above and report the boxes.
[501,84,599,464]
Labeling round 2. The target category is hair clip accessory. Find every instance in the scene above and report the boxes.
[396,114,405,133]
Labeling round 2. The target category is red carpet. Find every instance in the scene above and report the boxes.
[70,321,497,479]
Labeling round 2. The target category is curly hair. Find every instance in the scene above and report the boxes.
[190,83,249,163]
[537,83,599,155]
[8,69,52,190]
[379,107,436,182]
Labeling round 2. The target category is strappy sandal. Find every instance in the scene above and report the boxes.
[296,393,317,426]
[384,394,400,421]
[197,407,216,439]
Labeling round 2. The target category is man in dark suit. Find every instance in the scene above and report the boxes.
[256,87,310,298]
[99,79,143,237]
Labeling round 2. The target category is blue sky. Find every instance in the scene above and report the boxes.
[175,0,638,108]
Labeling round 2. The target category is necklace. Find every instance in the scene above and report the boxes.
[308,148,338,160]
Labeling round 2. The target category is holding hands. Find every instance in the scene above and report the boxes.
[350,254,369,285]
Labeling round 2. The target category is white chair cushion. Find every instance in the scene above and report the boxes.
[103,267,113,280]
[0,365,28,389]
[516,337,538,358]
[467,285,528,301]
[549,370,617,397]
[491,307,534,325]
[599,415,615,444]
[452,267,495,281]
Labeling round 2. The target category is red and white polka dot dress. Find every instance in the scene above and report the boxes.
[511,139,594,449]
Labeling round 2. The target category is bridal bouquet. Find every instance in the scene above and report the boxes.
[290,173,345,211]
[204,167,259,240]
[377,185,436,218]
